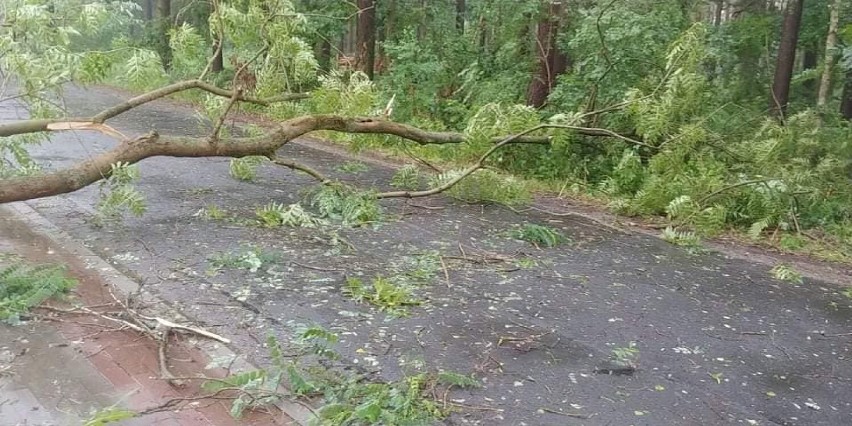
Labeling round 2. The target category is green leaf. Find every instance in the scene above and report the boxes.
[354,401,382,422]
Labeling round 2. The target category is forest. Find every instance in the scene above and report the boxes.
[1,0,851,259]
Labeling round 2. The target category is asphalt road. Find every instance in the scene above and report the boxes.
[3,84,852,425]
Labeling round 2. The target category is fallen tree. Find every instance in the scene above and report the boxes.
[0,78,646,205]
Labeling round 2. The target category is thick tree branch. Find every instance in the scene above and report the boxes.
[0,116,650,204]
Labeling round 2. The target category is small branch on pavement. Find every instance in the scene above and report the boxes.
[267,155,332,184]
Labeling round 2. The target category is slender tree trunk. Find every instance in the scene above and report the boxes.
[769,0,804,117]
[143,0,154,20]
[527,1,569,108]
[317,39,332,71]
[817,0,841,107]
[456,0,465,33]
[713,0,723,26]
[156,0,172,70]
[211,37,224,73]
[802,47,818,93]
[355,0,376,79]
[842,72,852,119]
[385,0,396,41]
[416,0,427,41]
[478,15,487,50]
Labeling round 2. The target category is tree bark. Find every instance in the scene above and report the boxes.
[355,0,377,79]
[769,0,804,118]
[802,47,818,93]
[817,0,841,107]
[211,37,224,73]
[317,39,332,71]
[842,72,852,120]
[417,0,427,41]
[143,0,154,21]
[713,0,723,26]
[456,0,465,33]
[155,0,172,70]
[527,1,569,108]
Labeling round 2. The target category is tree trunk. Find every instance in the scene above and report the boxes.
[802,47,818,93]
[385,0,396,42]
[527,1,569,108]
[713,0,723,26]
[155,0,172,70]
[769,0,804,118]
[211,37,224,73]
[456,0,465,33]
[355,0,376,79]
[143,0,154,21]
[817,0,841,107]
[317,39,332,71]
[842,72,852,119]
[417,0,427,41]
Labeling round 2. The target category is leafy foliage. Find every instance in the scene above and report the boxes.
[770,264,804,284]
[83,408,136,426]
[436,371,481,389]
[510,224,567,248]
[96,162,146,221]
[293,324,340,360]
[313,373,443,426]
[256,202,322,228]
[344,276,421,317]
[208,328,474,424]
[611,342,640,368]
[431,169,531,206]
[229,156,265,181]
[309,183,382,225]
[661,227,704,254]
[0,262,77,323]
[390,165,421,190]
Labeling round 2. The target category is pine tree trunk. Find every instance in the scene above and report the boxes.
[527,1,569,108]
[769,0,804,117]
[817,0,841,107]
[156,0,172,70]
[355,0,376,79]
